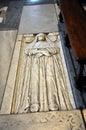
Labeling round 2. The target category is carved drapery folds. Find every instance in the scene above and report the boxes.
[9,32,74,113]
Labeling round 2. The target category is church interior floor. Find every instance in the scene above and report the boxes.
[0,0,86,127]
[0,0,86,107]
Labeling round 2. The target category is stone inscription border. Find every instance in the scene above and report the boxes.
[0,110,85,130]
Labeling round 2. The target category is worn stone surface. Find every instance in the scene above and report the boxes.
[0,30,17,107]
[0,35,22,114]
[0,33,76,114]
[0,110,85,130]
[0,1,23,29]
[18,4,58,34]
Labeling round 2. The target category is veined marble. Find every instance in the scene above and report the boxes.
[0,32,76,114]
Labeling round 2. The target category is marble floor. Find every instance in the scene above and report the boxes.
[0,0,86,109]
[0,30,17,107]
[9,0,55,4]
[24,0,55,5]
[0,0,57,30]
[0,1,23,29]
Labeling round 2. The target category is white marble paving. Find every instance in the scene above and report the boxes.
[0,30,17,106]
[18,4,58,34]
[0,35,22,114]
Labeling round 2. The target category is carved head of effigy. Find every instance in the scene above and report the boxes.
[24,34,35,43]
[37,33,46,41]
[47,32,59,42]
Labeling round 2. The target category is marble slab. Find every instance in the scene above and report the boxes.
[0,110,85,130]
[18,4,58,34]
[0,35,22,114]
[0,30,17,107]
[0,33,76,114]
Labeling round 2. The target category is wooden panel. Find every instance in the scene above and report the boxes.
[60,0,86,62]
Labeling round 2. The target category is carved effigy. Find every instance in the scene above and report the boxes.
[9,32,74,113]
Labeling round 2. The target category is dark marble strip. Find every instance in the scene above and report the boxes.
[0,1,23,30]
[24,0,55,5]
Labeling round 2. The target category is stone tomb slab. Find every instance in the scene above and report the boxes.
[18,4,58,34]
[0,33,76,114]
[0,30,17,107]
[0,110,85,130]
